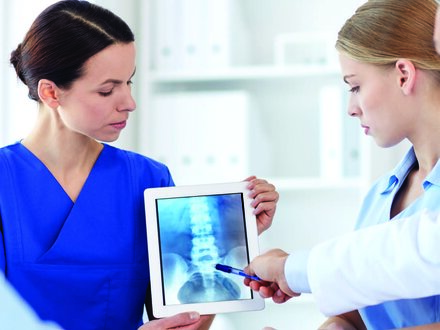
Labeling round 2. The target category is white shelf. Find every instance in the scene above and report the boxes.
[150,64,340,83]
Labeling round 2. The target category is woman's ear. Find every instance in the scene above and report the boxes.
[395,59,416,95]
[37,79,61,108]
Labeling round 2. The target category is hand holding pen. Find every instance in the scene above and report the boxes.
[215,263,291,303]
[243,249,301,304]
[215,264,262,281]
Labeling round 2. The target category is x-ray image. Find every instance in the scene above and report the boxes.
[156,193,253,305]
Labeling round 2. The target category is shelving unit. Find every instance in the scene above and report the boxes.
[137,0,373,328]
[150,64,341,82]
[144,72,367,188]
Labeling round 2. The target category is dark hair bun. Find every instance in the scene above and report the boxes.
[10,43,27,86]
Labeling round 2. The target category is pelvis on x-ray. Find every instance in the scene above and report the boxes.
[157,194,252,305]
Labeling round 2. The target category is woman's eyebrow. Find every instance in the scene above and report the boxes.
[343,74,355,84]
[99,68,136,86]
[100,78,123,86]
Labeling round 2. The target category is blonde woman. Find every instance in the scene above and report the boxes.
[246,0,440,329]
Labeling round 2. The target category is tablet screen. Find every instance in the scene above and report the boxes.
[156,192,253,305]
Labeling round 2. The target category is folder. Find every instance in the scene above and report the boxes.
[151,91,254,185]
[153,0,183,70]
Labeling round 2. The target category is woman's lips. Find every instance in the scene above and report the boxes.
[361,125,369,135]
[111,121,127,130]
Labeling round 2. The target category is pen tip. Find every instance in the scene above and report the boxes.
[215,263,229,272]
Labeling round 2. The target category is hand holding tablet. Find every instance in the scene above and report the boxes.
[144,181,265,318]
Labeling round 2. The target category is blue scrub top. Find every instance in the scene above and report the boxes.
[356,148,440,329]
[0,142,174,330]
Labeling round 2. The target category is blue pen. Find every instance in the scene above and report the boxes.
[215,263,262,281]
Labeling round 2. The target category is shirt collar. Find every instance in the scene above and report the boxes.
[424,157,440,188]
[380,147,440,193]
[380,147,416,194]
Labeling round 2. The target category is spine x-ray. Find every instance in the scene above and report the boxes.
[156,193,252,305]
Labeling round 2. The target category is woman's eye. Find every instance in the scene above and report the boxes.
[349,86,360,93]
[99,90,113,97]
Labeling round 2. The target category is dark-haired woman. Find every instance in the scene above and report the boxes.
[0,1,278,329]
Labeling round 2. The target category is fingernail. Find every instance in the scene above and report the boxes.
[189,312,200,320]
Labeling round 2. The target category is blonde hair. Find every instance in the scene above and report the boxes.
[336,0,440,81]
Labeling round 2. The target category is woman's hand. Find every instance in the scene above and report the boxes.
[245,279,293,304]
[243,249,300,304]
[139,313,214,330]
[245,176,279,235]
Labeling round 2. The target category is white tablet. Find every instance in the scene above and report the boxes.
[144,181,264,318]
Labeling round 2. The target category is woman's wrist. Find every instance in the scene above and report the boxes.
[283,250,311,294]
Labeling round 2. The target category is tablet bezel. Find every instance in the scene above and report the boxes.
[144,181,264,318]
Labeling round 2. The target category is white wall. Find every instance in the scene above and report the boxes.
[0,1,53,146]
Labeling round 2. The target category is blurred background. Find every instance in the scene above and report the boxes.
[0,0,410,328]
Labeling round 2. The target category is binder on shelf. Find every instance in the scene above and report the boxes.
[204,0,249,68]
[319,85,343,180]
[203,0,247,68]
[151,91,255,185]
[180,0,205,69]
[203,0,231,68]
[274,32,337,67]
[152,0,249,72]
[153,0,183,71]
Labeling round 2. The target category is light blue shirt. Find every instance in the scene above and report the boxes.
[356,147,440,329]
[0,273,61,329]
[285,147,440,317]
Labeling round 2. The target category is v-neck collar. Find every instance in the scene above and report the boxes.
[17,142,106,203]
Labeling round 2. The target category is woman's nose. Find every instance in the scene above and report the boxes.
[347,100,360,117]
[126,93,136,112]
[118,89,136,112]
[348,107,358,117]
